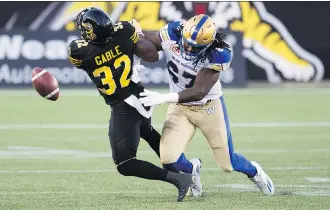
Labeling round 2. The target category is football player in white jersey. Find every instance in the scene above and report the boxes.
[132,14,275,196]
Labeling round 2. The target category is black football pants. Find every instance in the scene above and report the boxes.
[108,101,160,165]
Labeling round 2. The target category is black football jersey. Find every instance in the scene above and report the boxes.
[68,21,144,105]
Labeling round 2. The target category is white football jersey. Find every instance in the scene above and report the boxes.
[159,21,232,105]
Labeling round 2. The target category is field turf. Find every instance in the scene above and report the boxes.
[0,88,329,210]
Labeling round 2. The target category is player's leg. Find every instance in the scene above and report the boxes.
[109,102,193,201]
[140,117,161,157]
[195,99,254,174]
[196,97,274,195]
[140,116,191,169]
[160,104,203,197]
[219,96,274,195]
[160,104,195,174]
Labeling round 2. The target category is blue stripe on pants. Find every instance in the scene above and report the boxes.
[220,96,257,177]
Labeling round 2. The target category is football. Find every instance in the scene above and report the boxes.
[32,67,60,101]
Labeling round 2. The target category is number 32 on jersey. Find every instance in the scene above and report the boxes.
[93,54,131,95]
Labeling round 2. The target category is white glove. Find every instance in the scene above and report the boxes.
[133,64,145,73]
[139,89,179,107]
[133,55,141,66]
[130,19,143,35]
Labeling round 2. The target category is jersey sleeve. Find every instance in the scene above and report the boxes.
[117,21,139,45]
[206,48,232,71]
[68,40,85,69]
[159,21,182,42]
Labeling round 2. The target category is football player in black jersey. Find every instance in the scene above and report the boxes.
[68,8,193,201]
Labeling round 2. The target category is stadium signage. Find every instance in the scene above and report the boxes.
[0,30,246,87]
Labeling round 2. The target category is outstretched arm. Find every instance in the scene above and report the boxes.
[177,68,220,103]
[139,68,220,106]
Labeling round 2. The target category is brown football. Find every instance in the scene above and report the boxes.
[32,67,60,101]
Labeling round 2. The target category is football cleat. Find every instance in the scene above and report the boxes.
[190,158,203,197]
[249,161,275,195]
[175,173,194,202]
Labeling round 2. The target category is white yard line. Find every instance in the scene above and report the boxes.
[0,167,328,174]
[186,149,330,154]
[0,145,329,159]
[0,149,329,159]
[0,184,329,197]
[0,88,329,96]
[306,177,330,183]
[0,191,170,195]
[0,169,117,174]
[215,184,330,197]
[215,184,330,189]
[1,122,330,130]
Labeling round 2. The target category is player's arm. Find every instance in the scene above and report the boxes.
[133,35,159,62]
[143,31,163,51]
[130,20,182,52]
[139,49,232,106]
[128,19,159,62]
[139,68,220,106]
[130,19,162,51]
[177,49,232,103]
[68,40,86,69]
[177,68,220,103]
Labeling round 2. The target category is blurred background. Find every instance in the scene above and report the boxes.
[1,1,330,88]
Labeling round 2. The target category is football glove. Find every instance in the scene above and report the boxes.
[139,90,179,106]
[130,19,143,36]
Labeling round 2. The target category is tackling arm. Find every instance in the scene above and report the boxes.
[177,48,232,103]
[139,68,220,106]
[178,68,220,103]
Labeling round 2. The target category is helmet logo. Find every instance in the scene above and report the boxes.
[82,22,97,41]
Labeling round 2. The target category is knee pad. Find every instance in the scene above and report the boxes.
[116,158,136,176]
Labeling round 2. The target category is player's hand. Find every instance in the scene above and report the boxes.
[133,64,145,73]
[132,55,145,72]
[139,90,164,106]
[139,90,179,106]
[130,19,143,35]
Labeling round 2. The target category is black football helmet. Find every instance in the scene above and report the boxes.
[75,7,114,44]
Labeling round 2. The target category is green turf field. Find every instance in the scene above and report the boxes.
[0,88,330,210]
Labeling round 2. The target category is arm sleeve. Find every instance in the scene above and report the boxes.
[119,21,139,45]
[68,40,84,69]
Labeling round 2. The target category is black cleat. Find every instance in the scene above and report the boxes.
[175,173,194,202]
[167,171,194,201]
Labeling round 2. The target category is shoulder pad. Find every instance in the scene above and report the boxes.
[211,48,232,64]
[159,21,182,42]
[115,21,139,44]
[68,39,87,68]
[207,48,232,71]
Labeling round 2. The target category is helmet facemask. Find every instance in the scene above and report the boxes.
[75,8,114,44]
[179,31,212,61]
